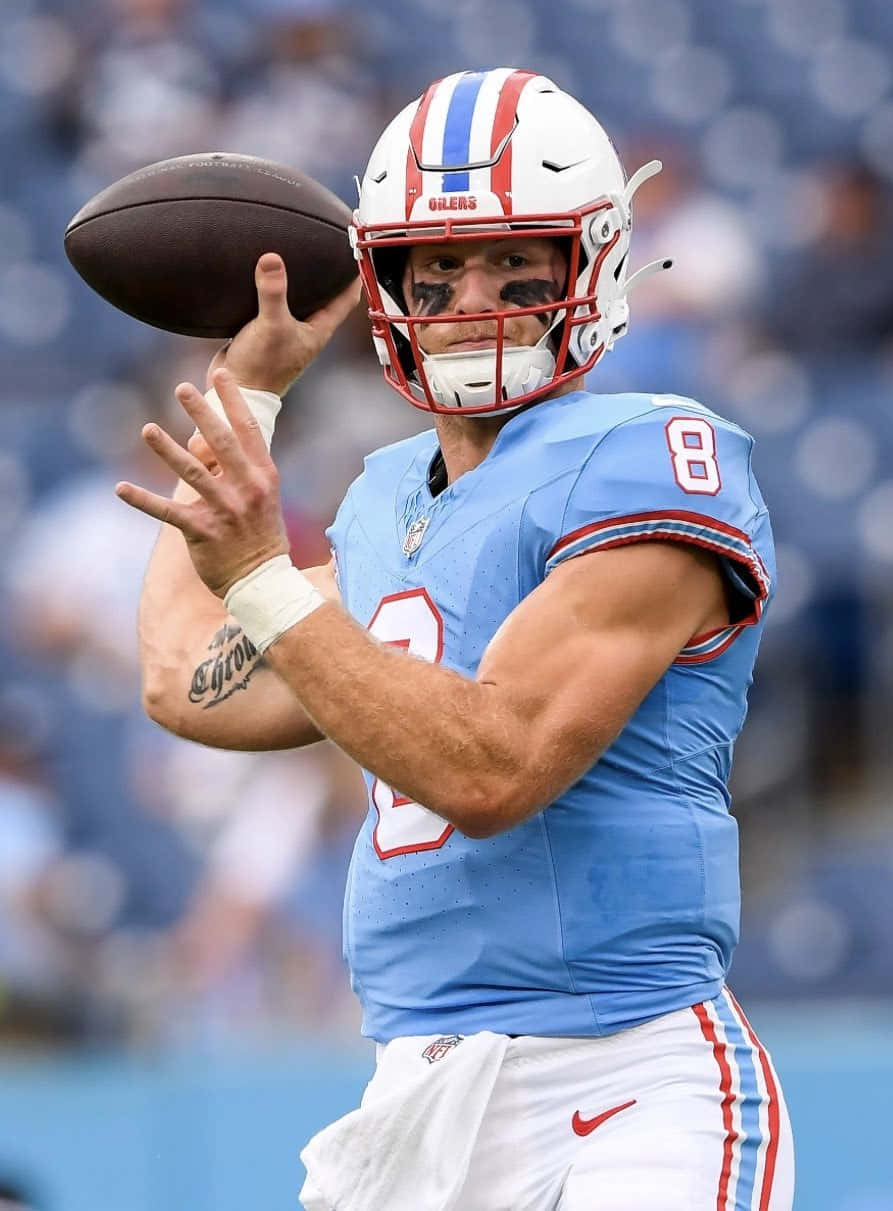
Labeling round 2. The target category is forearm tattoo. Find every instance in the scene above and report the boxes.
[500,278,561,324]
[188,621,265,709]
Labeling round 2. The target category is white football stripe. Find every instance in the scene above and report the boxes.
[466,67,516,193]
[420,72,463,185]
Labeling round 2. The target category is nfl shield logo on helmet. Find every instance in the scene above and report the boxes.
[402,516,430,557]
[422,1034,464,1064]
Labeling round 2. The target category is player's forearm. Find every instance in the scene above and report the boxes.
[139,480,231,699]
[137,484,333,749]
[138,480,289,741]
[261,605,537,837]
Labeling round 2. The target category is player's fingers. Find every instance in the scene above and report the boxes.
[254,253,290,323]
[174,380,255,473]
[304,274,363,342]
[141,421,230,503]
[187,430,221,472]
[207,369,272,464]
[115,479,201,537]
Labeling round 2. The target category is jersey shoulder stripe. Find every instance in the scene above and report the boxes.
[545,508,771,606]
[676,623,746,664]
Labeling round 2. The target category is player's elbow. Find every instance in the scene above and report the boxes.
[445,775,543,840]
[451,747,586,838]
[141,669,165,722]
[141,667,194,740]
[142,680,181,735]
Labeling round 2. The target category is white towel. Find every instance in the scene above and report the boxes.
[300,1030,510,1211]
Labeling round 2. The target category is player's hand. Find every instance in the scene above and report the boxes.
[187,429,220,475]
[116,368,290,598]
[207,253,362,397]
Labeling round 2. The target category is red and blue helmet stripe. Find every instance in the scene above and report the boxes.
[405,68,538,217]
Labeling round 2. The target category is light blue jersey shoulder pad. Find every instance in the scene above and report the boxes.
[540,394,772,608]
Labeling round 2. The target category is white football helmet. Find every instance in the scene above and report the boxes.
[350,68,670,416]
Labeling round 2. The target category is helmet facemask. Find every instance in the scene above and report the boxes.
[354,207,623,416]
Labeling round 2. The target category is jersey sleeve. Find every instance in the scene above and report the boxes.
[544,404,772,625]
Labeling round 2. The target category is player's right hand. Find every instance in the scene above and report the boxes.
[207,253,362,397]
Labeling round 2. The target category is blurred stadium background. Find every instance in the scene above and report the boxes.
[0,0,891,1206]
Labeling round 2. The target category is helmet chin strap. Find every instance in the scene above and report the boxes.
[413,342,557,413]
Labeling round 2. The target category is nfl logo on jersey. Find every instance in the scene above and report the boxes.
[402,516,430,556]
[421,1034,464,1064]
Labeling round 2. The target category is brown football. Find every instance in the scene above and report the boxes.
[64,152,357,338]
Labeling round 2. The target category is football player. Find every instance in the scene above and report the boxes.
[119,69,794,1211]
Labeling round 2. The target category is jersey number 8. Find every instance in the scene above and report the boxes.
[367,589,454,860]
[665,417,721,495]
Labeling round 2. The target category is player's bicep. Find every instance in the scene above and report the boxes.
[477,541,727,798]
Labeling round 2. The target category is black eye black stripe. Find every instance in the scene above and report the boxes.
[411,281,454,316]
[500,279,561,325]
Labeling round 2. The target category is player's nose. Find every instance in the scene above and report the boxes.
[452,263,499,314]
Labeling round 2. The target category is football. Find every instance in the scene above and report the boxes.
[64,153,358,338]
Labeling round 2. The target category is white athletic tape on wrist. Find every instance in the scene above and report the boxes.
[203,386,281,450]
[224,554,324,654]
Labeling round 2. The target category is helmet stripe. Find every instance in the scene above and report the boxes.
[405,77,441,220]
[489,69,538,213]
[441,71,488,191]
[466,67,516,193]
[420,73,462,175]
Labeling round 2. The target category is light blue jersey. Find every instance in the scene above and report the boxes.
[326,390,774,1043]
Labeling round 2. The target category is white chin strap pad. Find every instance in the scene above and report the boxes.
[417,345,557,411]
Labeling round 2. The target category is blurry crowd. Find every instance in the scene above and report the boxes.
[0,0,892,1050]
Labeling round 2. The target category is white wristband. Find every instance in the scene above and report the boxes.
[203,386,282,450]
[224,555,324,654]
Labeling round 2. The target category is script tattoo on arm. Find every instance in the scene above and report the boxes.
[500,278,562,324]
[188,621,266,709]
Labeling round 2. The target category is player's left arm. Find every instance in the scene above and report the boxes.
[257,537,727,838]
